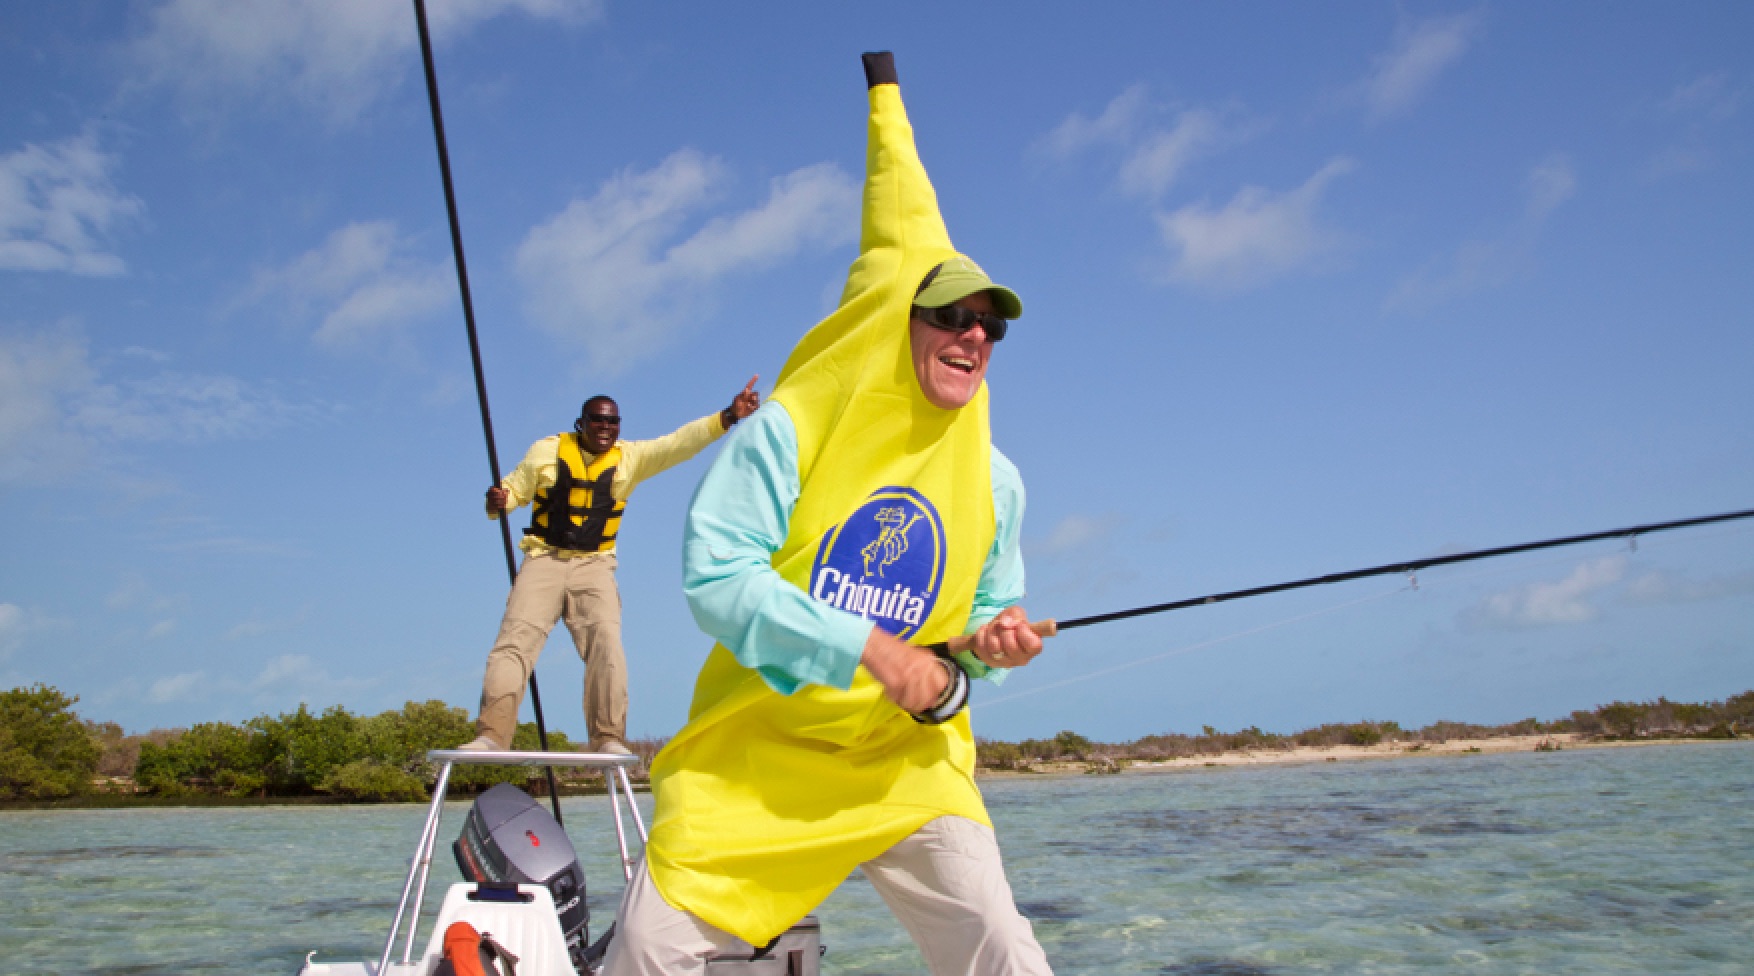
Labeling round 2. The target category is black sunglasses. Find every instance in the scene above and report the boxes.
[576,415,621,429]
[910,304,1008,342]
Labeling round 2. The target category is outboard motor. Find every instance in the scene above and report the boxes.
[454,784,591,973]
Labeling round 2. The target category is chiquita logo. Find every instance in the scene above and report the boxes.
[810,486,945,639]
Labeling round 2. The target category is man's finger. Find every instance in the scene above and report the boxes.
[743,375,758,395]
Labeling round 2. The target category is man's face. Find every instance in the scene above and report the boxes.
[909,290,998,410]
[577,399,621,454]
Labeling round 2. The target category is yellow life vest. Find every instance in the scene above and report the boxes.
[645,59,997,945]
[526,437,624,553]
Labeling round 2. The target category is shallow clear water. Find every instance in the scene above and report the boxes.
[2,742,1749,975]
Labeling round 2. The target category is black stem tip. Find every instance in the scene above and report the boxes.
[862,51,897,89]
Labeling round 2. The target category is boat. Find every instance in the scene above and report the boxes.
[296,749,641,976]
[295,748,823,975]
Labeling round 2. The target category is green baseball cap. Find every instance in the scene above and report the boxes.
[914,255,1023,319]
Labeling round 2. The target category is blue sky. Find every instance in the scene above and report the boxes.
[3,1,1751,743]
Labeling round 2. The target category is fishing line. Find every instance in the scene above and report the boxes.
[974,517,1754,711]
[973,586,1405,711]
[1036,507,1754,635]
[933,506,1754,660]
[412,0,562,820]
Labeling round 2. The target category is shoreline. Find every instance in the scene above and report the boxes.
[978,733,1743,778]
[7,736,1741,809]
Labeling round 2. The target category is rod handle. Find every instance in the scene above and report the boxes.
[942,618,1058,655]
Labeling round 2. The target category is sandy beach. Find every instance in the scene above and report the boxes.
[983,733,1723,777]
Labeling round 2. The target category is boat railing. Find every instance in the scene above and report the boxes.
[377,749,647,976]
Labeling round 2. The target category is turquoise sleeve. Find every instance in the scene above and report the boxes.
[682,401,1027,694]
[957,447,1027,686]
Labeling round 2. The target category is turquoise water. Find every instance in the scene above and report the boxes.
[3,742,1749,974]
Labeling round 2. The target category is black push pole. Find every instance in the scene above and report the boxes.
[412,0,562,823]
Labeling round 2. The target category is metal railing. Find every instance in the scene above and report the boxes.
[377,750,648,975]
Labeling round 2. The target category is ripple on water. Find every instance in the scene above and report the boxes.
[1159,958,1278,975]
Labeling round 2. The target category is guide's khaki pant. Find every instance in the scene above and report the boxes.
[476,551,625,749]
[602,816,1054,976]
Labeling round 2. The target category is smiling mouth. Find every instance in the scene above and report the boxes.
[939,354,977,373]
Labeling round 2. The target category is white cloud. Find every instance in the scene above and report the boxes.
[106,573,183,614]
[1157,157,1355,289]
[146,620,178,639]
[1042,88,1252,201]
[0,132,143,275]
[148,671,206,704]
[1467,556,1626,629]
[516,151,857,372]
[0,329,92,478]
[130,0,604,122]
[1640,72,1746,180]
[1658,72,1744,121]
[239,220,451,349]
[1385,153,1575,313]
[1118,110,1226,200]
[1037,513,1121,557]
[248,653,374,706]
[78,371,322,439]
[0,603,21,657]
[1623,568,1754,605]
[223,609,308,641]
[0,327,324,481]
[1042,85,1148,156]
[1524,154,1577,220]
[1360,11,1484,120]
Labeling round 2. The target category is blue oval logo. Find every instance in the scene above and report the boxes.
[809,486,945,639]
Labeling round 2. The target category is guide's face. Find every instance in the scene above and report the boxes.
[576,399,621,454]
[909,291,996,410]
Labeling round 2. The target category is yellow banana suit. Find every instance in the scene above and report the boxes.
[644,53,1001,944]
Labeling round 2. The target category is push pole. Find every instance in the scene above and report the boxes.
[412,0,563,823]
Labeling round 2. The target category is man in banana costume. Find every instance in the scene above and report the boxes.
[604,53,1053,975]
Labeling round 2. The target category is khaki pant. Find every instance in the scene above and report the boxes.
[602,816,1054,976]
[476,551,626,748]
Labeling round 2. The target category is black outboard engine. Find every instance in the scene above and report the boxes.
[455,784,591,972]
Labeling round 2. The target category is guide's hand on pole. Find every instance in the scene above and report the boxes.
[861,627,949,714]
[485,485,508,516]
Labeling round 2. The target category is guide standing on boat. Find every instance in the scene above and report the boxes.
[462,382,761,755]
[604,53,1053,975]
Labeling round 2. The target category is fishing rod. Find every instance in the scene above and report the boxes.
[412,0,563,822]
[933,506,1754,656]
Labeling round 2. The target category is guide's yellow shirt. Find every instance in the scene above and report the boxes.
[645,71,997,944]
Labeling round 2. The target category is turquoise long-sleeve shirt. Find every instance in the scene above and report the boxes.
[682,401,1026,696]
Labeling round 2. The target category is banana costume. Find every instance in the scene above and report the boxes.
[645,53,1006,944]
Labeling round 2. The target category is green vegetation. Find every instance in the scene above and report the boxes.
[2,684,1750,802]
[975,691,1754,772]
[126,701,629,801]
[0,685,101,799]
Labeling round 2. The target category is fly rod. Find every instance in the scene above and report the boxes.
[934,506,1754,654]
[412,0,562,822]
